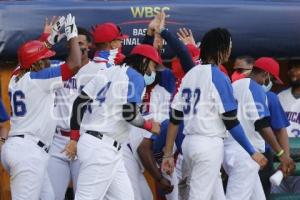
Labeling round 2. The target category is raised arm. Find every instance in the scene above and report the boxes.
[156,11,195,73]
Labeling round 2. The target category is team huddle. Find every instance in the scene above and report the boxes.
[0,11,299,200]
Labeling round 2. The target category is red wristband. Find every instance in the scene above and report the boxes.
[70,130,80,141]
[143,120,153,132]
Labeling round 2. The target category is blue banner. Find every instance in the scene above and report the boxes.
[0,0,300,61]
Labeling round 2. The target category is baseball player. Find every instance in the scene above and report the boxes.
[0,14,80,200]
[223,57,294,200]
[273,60,300,193]
[63,44,162,200]
[230,56,293,200]
[44,21,128,199]
[41,27,95,200]
[231,56,254,82]
[137,119,184,199]
[162,28,267,200]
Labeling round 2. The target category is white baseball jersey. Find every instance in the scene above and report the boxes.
[81,64,145,143]
[278,88,300,137]
[54,61,107,130]
[8,66,65,145]
[171,64,237,137]
[228,78,270,152]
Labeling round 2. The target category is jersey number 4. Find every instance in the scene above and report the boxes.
[96,82,111,106]
[182,88,201,114]
[9,90,27,117]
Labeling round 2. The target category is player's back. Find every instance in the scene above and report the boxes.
[174,64,232,137]
[230,78,269,152]
[81,64,145,143]
[9,67,63,145]
[55,61,107,130]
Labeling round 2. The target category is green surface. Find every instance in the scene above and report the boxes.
[270,193,300,200]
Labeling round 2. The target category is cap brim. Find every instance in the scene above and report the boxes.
[116,34,129,40]
[274,76,284,85]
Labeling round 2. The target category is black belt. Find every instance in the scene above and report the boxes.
[86,130,121,151]
[12,135,49,153]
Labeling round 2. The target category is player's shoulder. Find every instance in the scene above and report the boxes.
[211,65,230,79]
[124,65,144,82]
[266,91,280,103]
[278,87,291,98]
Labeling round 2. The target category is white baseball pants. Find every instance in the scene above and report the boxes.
[223,140,265,200]
[75,133,134,200]
[122,143,153,200]
[1,136,49,200]
[182,135,225,200]
[41,133,80,200]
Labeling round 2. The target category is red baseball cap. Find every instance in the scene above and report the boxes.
[18,40,56,69]
[91,22,128,43]
[130,44,162,65]
[254,57,283,84]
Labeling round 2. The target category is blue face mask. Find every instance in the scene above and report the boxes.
[144,71,156,85]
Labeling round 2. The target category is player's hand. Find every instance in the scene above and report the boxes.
[147,14,160,36]
[47,16,66,45]
[251,152,268,169]
[287,156,296,176]
[155,11,166,33]
[279,154,295,176]
[65,13,78,41]
[62,140,77,160]
[177,28,196,46]
[158,177,174,194]
[43,16,57,34]
[161,156,174,175]
[151,121,160,135]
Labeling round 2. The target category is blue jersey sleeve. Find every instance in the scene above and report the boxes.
[157,68,176,94]
[30,66,61,79]
[151,120,185,154]
[126,68,145,103]
[249,80,270,119]
[212,66,237,113]
[267,91,290,130]
[0,99,9,122]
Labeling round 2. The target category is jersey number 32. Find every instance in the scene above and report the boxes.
[182,88,201,114]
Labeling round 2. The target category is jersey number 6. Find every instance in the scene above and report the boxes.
[8,90,27,117]
[182,88,201,114]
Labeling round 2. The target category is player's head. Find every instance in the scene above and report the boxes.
[200,28,232,66]
[91,22,128,51]
[18,40,55,71]
[250,57,283,91]
[77,27,93,64]
[231,56,254,82]
[123,44,162,85]
[287,60,300,89]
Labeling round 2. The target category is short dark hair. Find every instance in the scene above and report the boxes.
[77,27,93,44]
[251,67,266,75]
[200,28,231,65]
[236,55,254,65]
[122,54,150,75]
